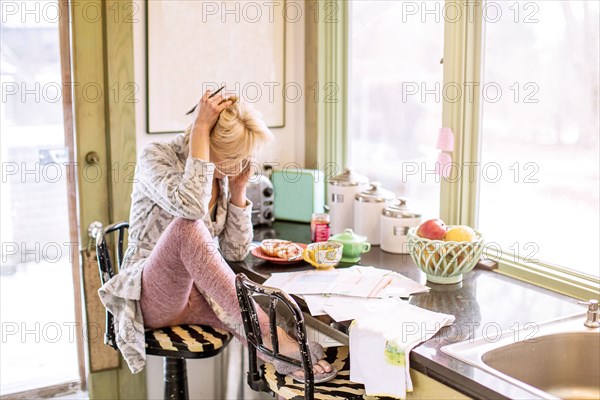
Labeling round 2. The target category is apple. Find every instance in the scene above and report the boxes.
[416,219,448,240]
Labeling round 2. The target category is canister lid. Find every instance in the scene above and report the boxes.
[355,182,395,203]
[329,168,369,187]
[382,198,421,219]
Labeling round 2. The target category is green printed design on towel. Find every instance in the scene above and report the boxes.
[384,341,406,367]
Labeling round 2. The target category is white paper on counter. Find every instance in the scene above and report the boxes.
[378,273,430,298]
[263,266,389,297]
[302,295,329,316]
[322,296,403,322]
[263,266,429,299]
[303,295,422,322]
[263,268,339,294]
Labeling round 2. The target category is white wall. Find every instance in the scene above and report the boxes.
[134,1,306,167]
[132,2,306,398]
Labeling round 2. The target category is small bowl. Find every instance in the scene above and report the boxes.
[328,229,371,263]
[302,241,343,269]
[407,227,484,284]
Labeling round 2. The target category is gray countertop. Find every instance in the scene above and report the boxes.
[228,221,584,399]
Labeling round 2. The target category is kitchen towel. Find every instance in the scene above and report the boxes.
[349,301,455,399]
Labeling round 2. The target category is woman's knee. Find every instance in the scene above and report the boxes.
[169,217,211,238]
[169,218,218,257]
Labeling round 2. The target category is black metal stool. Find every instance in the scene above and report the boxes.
[235,273,394,400]
[95,221,232,400]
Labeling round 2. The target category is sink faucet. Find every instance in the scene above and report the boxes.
[578,299,599,328]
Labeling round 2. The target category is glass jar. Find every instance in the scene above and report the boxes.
[310,213,331,242]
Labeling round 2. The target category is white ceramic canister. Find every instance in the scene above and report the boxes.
[380,199,422,254]
[328,168,369,235]
[353,182,394,245]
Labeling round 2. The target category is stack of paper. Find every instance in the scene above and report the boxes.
[303,295,404,322]
[262,266,430,322]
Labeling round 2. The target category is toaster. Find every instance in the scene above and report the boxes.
[246,174,275,226]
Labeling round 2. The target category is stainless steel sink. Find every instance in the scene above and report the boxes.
[442,314,600,399]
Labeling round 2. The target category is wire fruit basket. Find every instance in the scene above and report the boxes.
[407,227,484,284]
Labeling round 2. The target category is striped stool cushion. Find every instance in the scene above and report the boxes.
[145,324,232,359]
[261,346,394,400]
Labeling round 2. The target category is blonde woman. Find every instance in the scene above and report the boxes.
[99,90,336,382]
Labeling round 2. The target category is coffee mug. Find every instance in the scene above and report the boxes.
[302,242,343,269]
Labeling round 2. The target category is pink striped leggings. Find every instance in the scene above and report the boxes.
[139,217,264,340]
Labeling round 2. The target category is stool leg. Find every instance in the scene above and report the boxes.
[164,358,188,400]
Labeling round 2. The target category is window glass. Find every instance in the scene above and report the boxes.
[348,0,445,219]
[479,0,599,277]
[1,1,79,394]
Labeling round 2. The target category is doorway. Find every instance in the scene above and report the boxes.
[1,0,84,396]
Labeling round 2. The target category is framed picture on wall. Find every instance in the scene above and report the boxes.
[146,1,286,134]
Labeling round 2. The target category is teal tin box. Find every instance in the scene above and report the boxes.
[272,169,325,223]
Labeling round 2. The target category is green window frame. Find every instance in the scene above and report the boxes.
[318,0,599,300]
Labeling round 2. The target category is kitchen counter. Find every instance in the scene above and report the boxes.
[228,221,584,399]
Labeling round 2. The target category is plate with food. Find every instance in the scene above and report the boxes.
[251,239,307,264]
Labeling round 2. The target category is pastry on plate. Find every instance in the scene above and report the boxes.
[260,239,303,261]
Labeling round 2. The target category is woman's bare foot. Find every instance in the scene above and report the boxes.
[263,327,334,380]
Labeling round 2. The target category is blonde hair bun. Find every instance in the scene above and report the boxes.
[209,98,273,163]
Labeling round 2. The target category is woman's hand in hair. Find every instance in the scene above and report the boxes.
[189,90,233,160]
[193,90,233,131]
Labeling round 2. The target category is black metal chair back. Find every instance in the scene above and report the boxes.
[95,221,129,350]
[95,221,233,400]
[235,273,315,399]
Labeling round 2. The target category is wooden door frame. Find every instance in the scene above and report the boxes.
[70,0,144,398]
[59,0,86,391]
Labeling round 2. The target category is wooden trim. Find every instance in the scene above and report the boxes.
[70,1,115,397]
[71,0,111,239]
[70,0,146,397]
[59,0,87,391]
[104,0,137,222]
[305,0,348,175]
[459,2,485,228]
[2,381,80,400]
[440,0,485,226]
[496,259,600,301]
[438,1,598,298]
[103,0,147,396]
[305,1,319,167]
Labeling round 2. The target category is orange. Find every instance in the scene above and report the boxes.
[445,226,476,242]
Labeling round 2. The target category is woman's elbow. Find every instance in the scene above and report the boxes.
[221,243,250,262]
[170,196,208,220]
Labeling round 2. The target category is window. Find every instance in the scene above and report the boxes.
[338,0,599,294]
[1,1,80,395]
[478,0,599,278]
[348,0,444,219]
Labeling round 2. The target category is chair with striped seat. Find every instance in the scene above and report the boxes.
[235,273,393,400]
[95,221,232,400]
